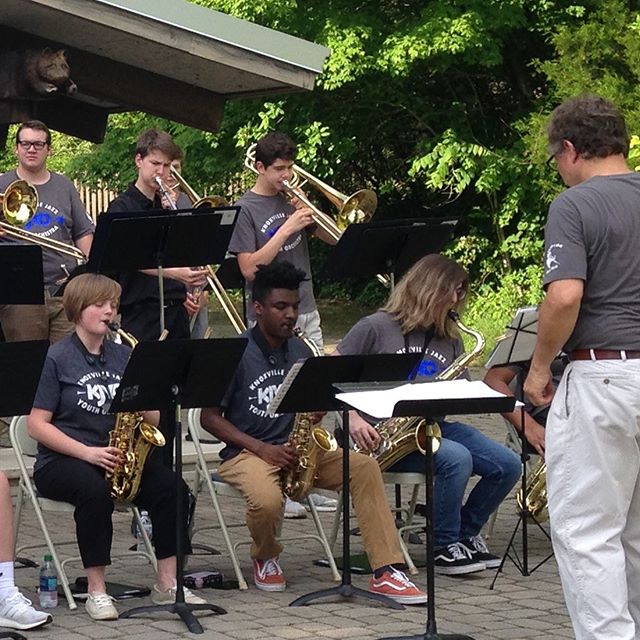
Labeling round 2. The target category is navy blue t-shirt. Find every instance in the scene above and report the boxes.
[219,327,312,461]
[32,334,131,472]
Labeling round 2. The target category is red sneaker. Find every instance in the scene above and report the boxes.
[253,557,286,592]
[369,568,427,604]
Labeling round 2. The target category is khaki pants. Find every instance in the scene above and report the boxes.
[0,290,72,343]
[218,448,403,571]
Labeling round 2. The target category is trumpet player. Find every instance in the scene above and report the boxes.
[334,254,521,575]
[26,273,206,621]
[0,119,94,343]
[230,132,336,354]
[200,261,427,604]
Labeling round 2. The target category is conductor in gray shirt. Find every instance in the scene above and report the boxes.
[525,95,640,640]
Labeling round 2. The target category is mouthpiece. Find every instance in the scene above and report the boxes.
[447,310,460,322]
[107,321,120,331]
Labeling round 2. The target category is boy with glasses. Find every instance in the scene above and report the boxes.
[0,119,94,343]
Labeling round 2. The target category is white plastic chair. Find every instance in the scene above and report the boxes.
[187,408,340,590]
[10,415,156,610]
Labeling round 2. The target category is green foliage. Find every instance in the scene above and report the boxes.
[21,0,640,341]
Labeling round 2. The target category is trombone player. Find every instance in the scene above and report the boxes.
[231,132,336,354]
[0,120,94,343]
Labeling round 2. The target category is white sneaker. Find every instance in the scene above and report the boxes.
[306,492,338,512]
[284,497,307,519]
[151,583,207,605]
[0,588,52,630]
[85,592,118,620]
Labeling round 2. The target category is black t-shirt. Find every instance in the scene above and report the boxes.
[219,326,312,461]
[107,183,186,308]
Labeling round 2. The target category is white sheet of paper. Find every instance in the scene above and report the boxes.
[335,379,517,418]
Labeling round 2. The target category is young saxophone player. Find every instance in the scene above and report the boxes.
[27,273,207,621]
[334,254,521,575]
[200,261,427,603]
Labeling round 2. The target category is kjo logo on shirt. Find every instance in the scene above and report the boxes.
[247,368,284,418]
[76,371,121,415]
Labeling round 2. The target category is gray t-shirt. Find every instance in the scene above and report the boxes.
[219,327,312,461]
[228,189,315,319]
[0,170,93,287]
[32,334,131,472]
[543,172,640,351]
[337,311,466,381]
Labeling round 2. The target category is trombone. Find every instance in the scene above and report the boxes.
[0,179,86,262]
[244,144,390,286]
[155,175,246,335]
[244,143,378,244]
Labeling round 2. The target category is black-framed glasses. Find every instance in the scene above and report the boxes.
[17,140,47,151]
[546,154,556,168]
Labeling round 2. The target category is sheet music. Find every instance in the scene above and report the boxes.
[336,379,516,419]
[484,306,539,368]
[267,360,305,417]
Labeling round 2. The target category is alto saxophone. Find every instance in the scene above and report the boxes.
[360,310,485,471]
[104,322,166,501]
[280,328,338,502]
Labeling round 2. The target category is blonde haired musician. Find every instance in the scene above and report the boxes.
[335,254,521,575]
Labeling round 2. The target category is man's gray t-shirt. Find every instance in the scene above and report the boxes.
[32,335,131,472]
[337,311,466,381]
[219,328,312,461]
[0,170,93,287]
[543,172,640,351]
[228,189,315,320]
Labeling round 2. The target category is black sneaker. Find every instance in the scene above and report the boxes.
[433,542,486,575]
[459,535,501,569]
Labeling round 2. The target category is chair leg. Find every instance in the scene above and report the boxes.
[201,467,248,590]
[305,498,340,582]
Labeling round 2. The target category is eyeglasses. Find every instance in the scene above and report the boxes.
[17,140,47,151]
[546,154,556,168]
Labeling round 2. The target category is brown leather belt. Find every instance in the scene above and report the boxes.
[568,349,640,361]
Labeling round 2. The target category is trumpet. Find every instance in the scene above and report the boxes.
[154,176,246,335]
[0,179,86,262]
[244,144,389,287]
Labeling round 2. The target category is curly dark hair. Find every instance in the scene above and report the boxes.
[547,95,629,159]
[252,261,307,303]
[254,132,296,168]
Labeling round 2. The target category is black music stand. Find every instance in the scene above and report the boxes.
[321,218,458,285]
[485,308,554,588]
[337,382,515,640]
[110,337,247,635]
[0,245,44,305]
[268,353,422,609]
[0,340,49,640]
[87,207,239,334]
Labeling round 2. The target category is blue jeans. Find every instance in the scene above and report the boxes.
[389,420,520,548]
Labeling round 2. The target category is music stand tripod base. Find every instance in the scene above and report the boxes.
[119,601,225,635]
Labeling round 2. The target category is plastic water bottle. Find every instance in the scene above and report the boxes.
[39,554,58,608]
[136,510,153,552]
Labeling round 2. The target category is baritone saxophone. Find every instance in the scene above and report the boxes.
[104,322,166,501]
[280,328,338,502]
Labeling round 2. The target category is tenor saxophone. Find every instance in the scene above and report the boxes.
[515,460,548,522]
[280,328,338,502]
[361,310,485,471]
[104,323,166,501]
